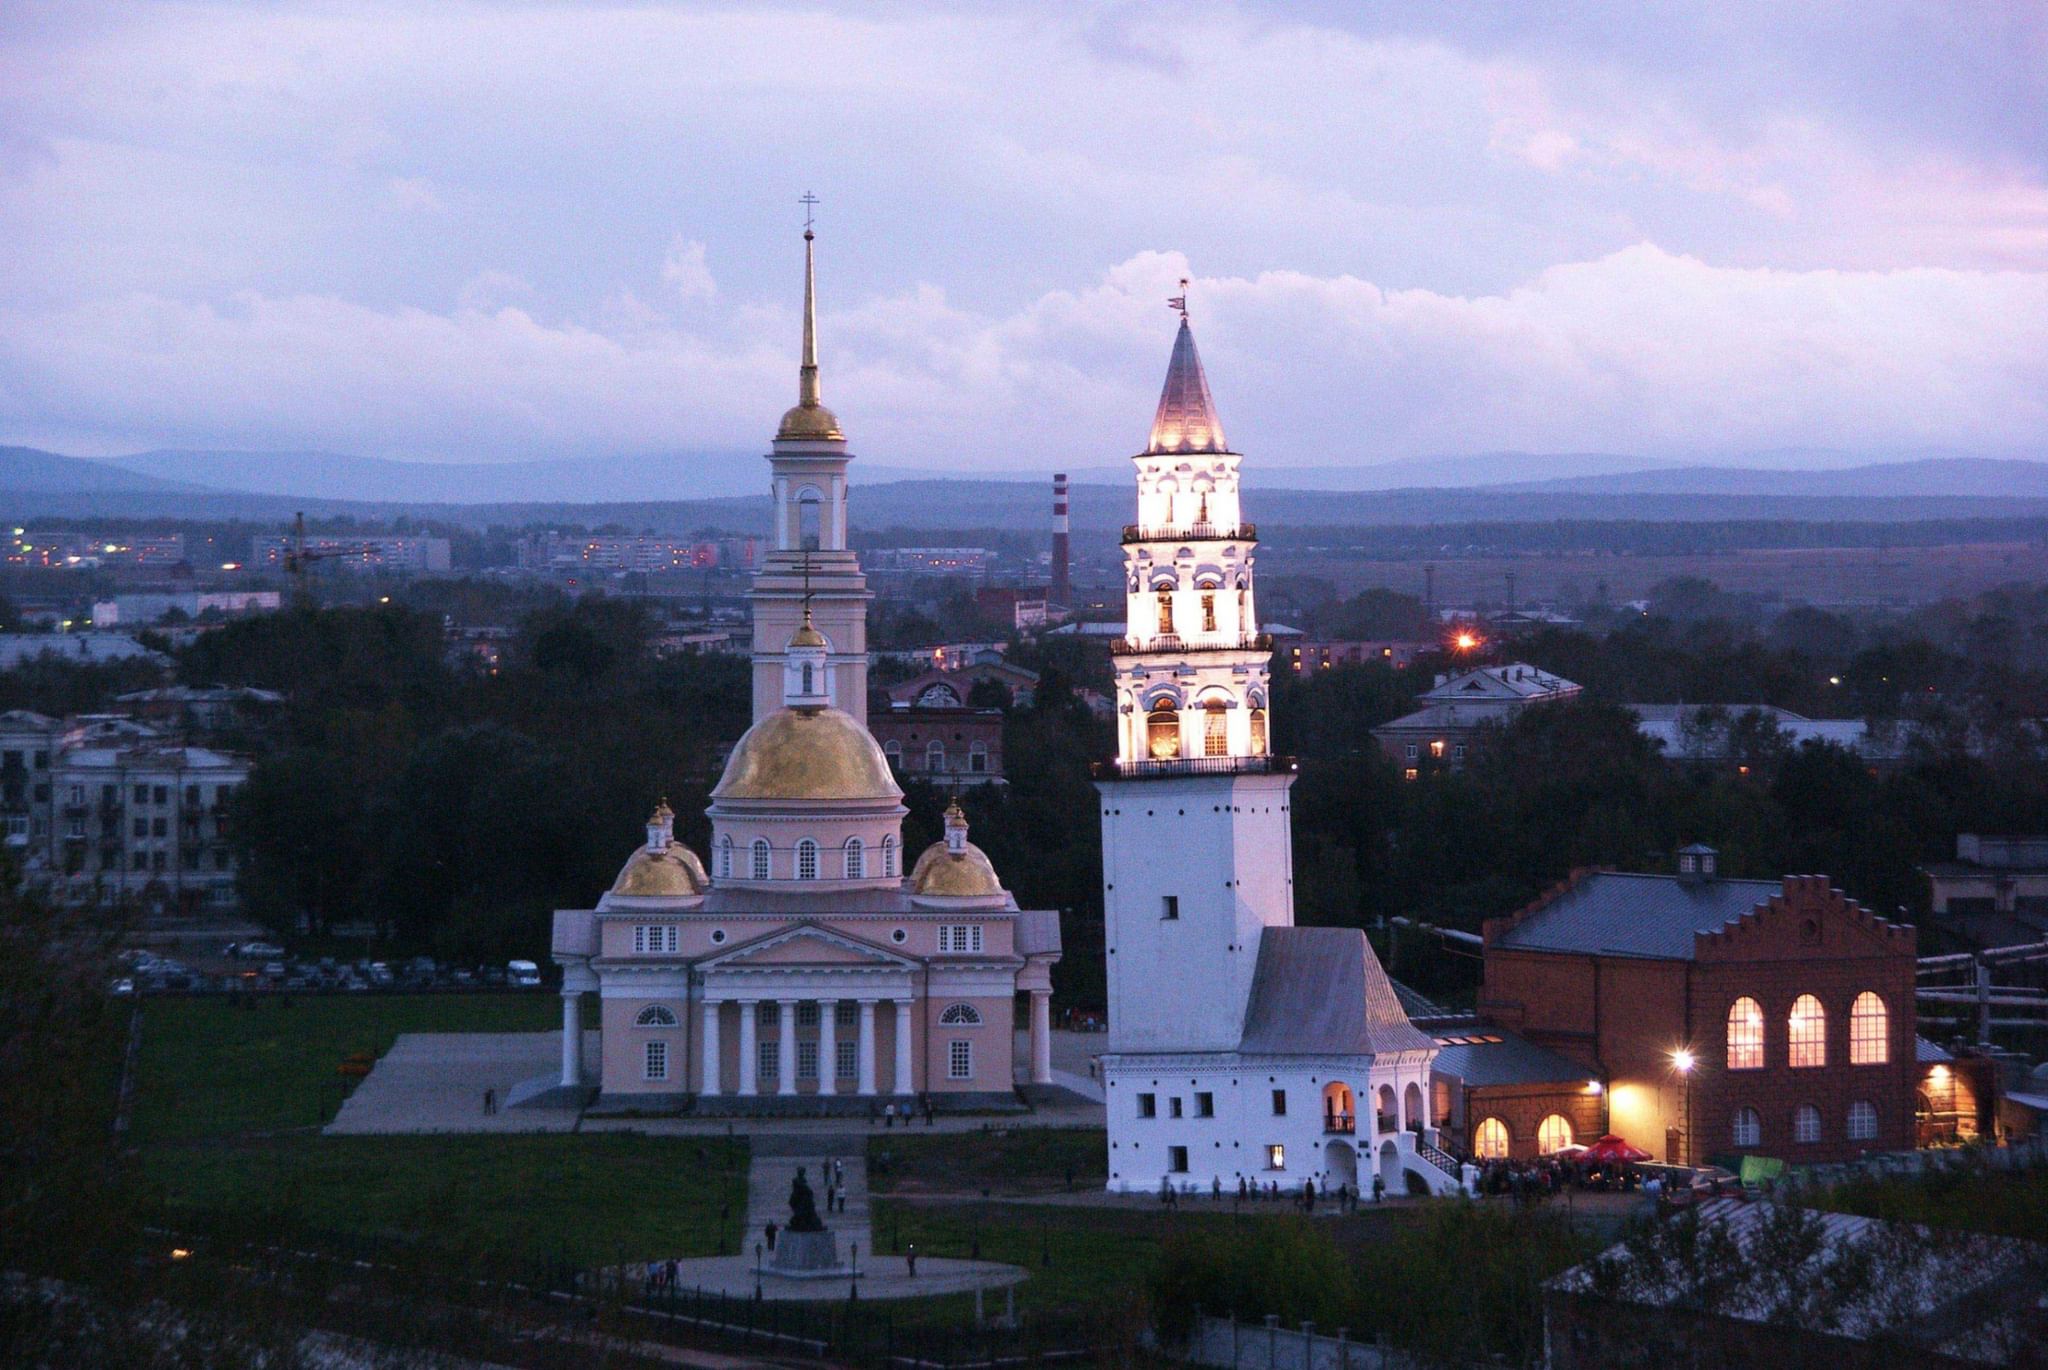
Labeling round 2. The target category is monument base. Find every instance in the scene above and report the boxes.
[769,1229,848,1279]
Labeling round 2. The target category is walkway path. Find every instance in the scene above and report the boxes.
[744,1134,873,1262]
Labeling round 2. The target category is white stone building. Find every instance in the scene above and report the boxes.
[548,230,1060,1115]
[1097,307,1461,1197]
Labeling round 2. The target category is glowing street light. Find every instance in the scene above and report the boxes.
[1454,631,1480,651]
[1671,1048,1695,1073]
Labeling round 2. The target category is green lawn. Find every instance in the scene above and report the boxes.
[133,993,557,1142]
[145,1132,750,1270]
[869,1127,1108,1197]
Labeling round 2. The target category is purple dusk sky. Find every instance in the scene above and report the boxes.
[1,1,2044,472]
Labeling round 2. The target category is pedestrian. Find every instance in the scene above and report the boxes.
[905,1244,917,1277]
[1372,1173,1385,1204]
[482,1087,496,1115]
[666,1258,678,1289]
[1212,1176,1222,1201]
[884,1103,895,1128]
[834,1158,844,1186]
[766,1220,779,1252]
[1304,1177,1316,1210]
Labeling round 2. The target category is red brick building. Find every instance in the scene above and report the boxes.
[1474,851,1924,1166]
[866,705,1005,786]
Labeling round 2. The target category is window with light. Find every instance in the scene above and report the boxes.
[1147,705,1180,759]
[1474,1117,1510,1159]
[1203,703,1228,757]
[1726,997,1764,1070]
[1265,1143,1285,1170]
[1249,708,1267,754]
[1850,992,1888,1064]
[1788,994,1826,1067]
[1537,1114,1574,1154]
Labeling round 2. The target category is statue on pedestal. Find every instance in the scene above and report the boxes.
[786,1166,826,1233]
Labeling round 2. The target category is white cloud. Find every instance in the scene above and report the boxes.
[660,237,716,303]
[383,176,442,214]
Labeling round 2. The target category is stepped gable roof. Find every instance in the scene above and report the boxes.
[1145,316,1228,455]
[1486,869,1786,961]
[1239,926,1436,1057]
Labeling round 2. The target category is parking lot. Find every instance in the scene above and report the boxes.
[113,944,546,998]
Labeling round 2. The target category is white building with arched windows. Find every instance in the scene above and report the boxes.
[1097,306,1461,1197]
[548,228,1059,1115]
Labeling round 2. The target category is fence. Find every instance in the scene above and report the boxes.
[1182,1314,1404,1370]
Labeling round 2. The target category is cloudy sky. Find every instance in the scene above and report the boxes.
[2,1,2045,473]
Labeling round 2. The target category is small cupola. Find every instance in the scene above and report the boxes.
[645,798,675,851]
[783,610,831,711]
[1677,843,1718,884]
[943,797,969,855]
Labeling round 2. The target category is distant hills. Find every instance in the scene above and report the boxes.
[6,442,2048,532]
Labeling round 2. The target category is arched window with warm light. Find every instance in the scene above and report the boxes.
[1850,991,1888,1064]
[938,1003,982,1026]
[1788,994,1827,1068]
[844,837,864,880]
[1474,1117,1509,1159]
[1155,591,1173,636]
[1726,997,1764,1070]
[1794,1104,1821,1144]
[1249,707,1267,755]
[1732,1107,1761,1148]
[1203,702,1229,757]
[635,1005,678,1027]
[1847,1100,1878,1141]
[1537,1114,1575,1155]
[796,839,818,880]
[750,839,770,881]
[1147,704,1180,760]
[1201,591,1218,633]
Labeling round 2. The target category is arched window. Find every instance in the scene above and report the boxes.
[881,835,896,877]
[1201,591,1217,633]
[883,740,902,769]
[968,741,987,773]
[1156,591,1173,636]
[719,836,733,879]
[938,1003,982,1026]
[1850,992,1888,1064]
[1726,997,1764,1070]
[1537,1114,1575,1155]
[1203,702,1229,757]
[1847,1100,1878,1141]
[926,739,946,771]
[751,839,770,880]
[1376,1084,1397,1133]
[635,1005,678,1027]
[1147,704,1180,760]
[1788,994,1826,1068]
[1732,1107,1761,1148]
[1249,707,1267,755]
[845,837,864,880]
[796,839,818,880]
[1794,1103,1821,1144]
[1474,1117,1509,1160]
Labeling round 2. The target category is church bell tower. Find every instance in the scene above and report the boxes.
[749,211,872,722]
[1098,293,1295,1054]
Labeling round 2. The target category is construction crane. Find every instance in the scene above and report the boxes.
[282,511,375,608]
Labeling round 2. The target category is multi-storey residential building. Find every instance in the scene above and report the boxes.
[251,534,451,574]
[0,710,60,856]
[46,742,246,915]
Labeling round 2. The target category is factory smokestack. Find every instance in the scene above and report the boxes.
[1051,471,1070,609]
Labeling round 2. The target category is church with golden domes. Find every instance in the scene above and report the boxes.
[549,228,1061,1114]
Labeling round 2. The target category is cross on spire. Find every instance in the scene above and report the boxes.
[799,190,820,233]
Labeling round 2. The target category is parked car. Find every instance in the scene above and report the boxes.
[261,961,287,980]
[234,941,285,960]
[507,959,542,988]
[367,962,395,987]
[110,977,135,996]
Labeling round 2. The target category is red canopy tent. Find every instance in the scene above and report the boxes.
[1582,1134,1652,1165]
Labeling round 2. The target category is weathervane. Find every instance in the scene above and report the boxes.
[799,190,820,234]
[1168,277,1189,318]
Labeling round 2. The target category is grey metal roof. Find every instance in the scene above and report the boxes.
[1389,978,1445,1018]
[1238,927,1437,1057]
[1428,1023,1592,1088]
[1494,871,1782,961]
[1916,1036,1953,1064]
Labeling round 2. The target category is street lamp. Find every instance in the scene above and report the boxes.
[1671,1049,1695,1168]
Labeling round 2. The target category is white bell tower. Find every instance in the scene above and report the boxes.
[1098,293,1295,1055]
[749,206,872,722]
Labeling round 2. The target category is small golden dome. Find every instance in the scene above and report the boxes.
[611,842,708,898]
[776,401,845,442]
[789,617,827,649]
[909,840,1005,898]
[713,706,901,802]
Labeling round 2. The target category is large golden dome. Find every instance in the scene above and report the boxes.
[776,400,845,442]
[909,839,1005,898]
[610,842,708,897]
[713,706,901,802]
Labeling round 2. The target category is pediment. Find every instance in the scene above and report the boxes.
[701,922,916,970]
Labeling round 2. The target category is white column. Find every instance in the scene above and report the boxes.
[559,991,583,1088]
[700,999,722,1097]
[1029,989,1053,1086]
[738,999,759,1096]
[778,999,798,1096]
[893,997,915,1095]
[857,999,878,1095]
[817,998,838,1096]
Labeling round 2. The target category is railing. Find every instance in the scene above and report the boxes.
[1110,632,1273,655]
[1094,754,1295,780]
[1323,1112,1355,1135]
[1122,521,1255,544]
[1415,1139,1462,1181]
